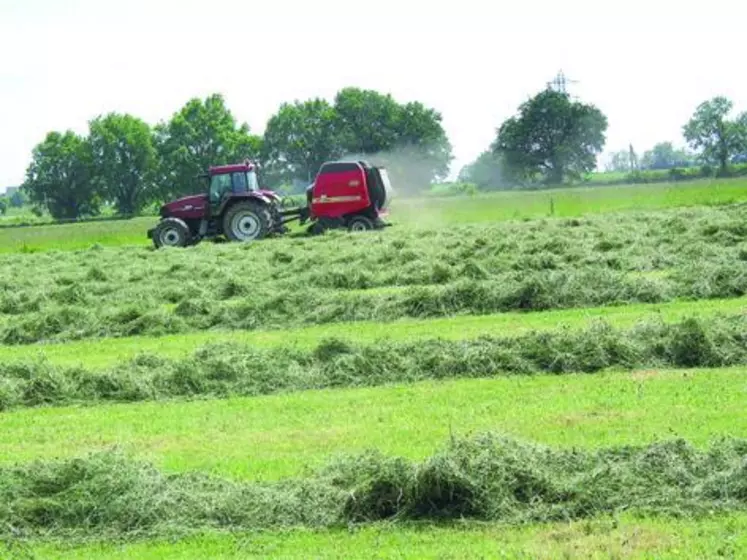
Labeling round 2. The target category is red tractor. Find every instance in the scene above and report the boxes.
[147,159,393,248]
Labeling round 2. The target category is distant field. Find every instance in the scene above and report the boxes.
[0,215,152,252]
[0,177,745,252]
[396,177,747,227]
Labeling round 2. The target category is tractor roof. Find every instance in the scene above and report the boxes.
[209,161,256,175]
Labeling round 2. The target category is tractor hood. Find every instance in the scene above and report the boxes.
[160,194,208,218]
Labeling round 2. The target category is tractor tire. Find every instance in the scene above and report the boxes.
[348,215,374,232]
[152,217,192,248]
[223,201,271,242]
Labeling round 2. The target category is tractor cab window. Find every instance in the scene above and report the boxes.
[209,173,232,203]
[231,170,259,193]
[232,172,248,193]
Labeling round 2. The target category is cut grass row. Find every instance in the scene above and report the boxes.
[1,366,744,481]
[28,513,747,559]
[3,203,747,345]
[1,177,746,253]
[2,430,747,539]
[2,313,746,411]
[2,295,744,369]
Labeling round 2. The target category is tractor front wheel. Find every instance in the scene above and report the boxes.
[152,217,192,248]
[348,215,374,232]
[223,201,271,242]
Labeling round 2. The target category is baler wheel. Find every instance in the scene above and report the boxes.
[348,216,374,232]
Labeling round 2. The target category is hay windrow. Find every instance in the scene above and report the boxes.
[1,314,745,411]
[1,433,746,540]
[1,204,747,345]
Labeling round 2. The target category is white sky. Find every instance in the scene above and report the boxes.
[1,0,746,188]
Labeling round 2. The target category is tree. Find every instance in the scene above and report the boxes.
[0,198,6,215]
[333,87,403,155]
[458,150,510,190]
[333,88,453,190]
[261,87,453,191]
[492,89,608,185]
[9,190,26,208]
[605,150,635,173]
[262,98,343,184]
[640,141,694,170]
[88,113,158,215]
[381,100,453,188]
[22,131,100,220]
[683,97,747,173]
[154,94,262,199]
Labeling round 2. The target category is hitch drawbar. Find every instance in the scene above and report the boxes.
[280,205,310,225]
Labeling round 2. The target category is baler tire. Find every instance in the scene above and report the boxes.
[152,217,192,249]
[223,201,271,242]
[348,215,374,232]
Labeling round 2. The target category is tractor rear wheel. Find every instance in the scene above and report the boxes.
[348,215,374,232]
[153,217,192,248]
[223,201,271,242]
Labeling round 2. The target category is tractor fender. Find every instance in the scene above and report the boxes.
[257,190,282,203]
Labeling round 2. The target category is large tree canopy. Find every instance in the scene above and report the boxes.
[88,112,158,215]
[22,131,100,220]
[683,97,747,173]
[262,87,453,192]
[492,89,608,185]
[154,94,262,199]
[262,98,342,184]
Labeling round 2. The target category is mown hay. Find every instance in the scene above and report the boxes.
[1,433,746,539]
[1,204,747,345]
[1,314,746,411]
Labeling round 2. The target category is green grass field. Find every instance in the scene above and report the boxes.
[1,367,743,480]
[28,514,747,559]
[2,178,747,557]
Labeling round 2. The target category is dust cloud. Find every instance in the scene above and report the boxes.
[336,145,451,228]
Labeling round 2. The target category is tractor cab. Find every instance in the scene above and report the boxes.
[207,162,260,211]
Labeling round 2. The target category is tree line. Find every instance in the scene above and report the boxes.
[20,88,452,220]
[459,93,747,190]
[17,85,747,219]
